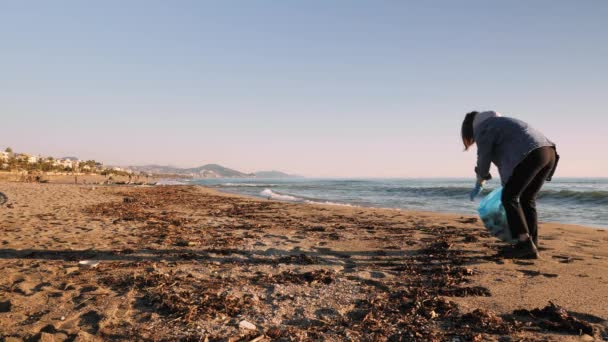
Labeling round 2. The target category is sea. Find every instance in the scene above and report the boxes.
[186,178,608,228]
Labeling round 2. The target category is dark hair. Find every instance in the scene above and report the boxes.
[461,111,478,150]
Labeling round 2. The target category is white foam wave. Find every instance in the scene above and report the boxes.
[305,200,357,207]
[223,183,278,187]
[260,189,358,207]
[260,189,300,201]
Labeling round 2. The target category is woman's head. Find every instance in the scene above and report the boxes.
[461,111,478,150]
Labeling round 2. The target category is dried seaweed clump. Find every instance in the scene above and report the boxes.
[256,270,335,285]
[100,272,255,322]
[513,302,595,335]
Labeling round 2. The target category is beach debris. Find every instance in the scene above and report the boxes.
[78,260,101,268]
[0,299,11,313]
[238,320,257,330]
[99,271,251,322]
[463,234,480,243]
[458,217,478,224]
[276,253,320,265]
[461,309,513,334]
[552,255,583,264]
[0,192,7,206]
[123,196,137,203]
[175,239,196,247]
[513,302,595,335]
[66,185,600,340]
[249,335,265,342]
[257,270,335,285]
[307,225,326,232]
[440,286,491,297]
[265,326,295,339]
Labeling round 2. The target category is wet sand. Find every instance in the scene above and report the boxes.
[0,181,606,341]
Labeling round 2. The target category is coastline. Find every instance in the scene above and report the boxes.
[192,178,608,229]
[196,180,608,231]
[0,181,606,340]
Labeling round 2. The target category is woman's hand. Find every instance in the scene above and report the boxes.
[469,178,486,201]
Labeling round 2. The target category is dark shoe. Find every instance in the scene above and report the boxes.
[531,233,539,248]
[504,239,539,259]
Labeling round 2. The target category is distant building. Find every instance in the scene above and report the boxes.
[0,151,9,161]
[53,158,74,169]
[16,153,31,163]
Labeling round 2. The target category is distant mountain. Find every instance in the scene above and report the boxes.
[184,164,254,178]
[127,165,182,175]
[128,164,254,178]
[254,170,301,179]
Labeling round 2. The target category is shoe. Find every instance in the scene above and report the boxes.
[531,233,539,248]
[504,239,539,259]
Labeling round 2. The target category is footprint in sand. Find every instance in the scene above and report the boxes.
[79,310,103,334]
[21,310,51,325]
[370,271,387,279]
[552,255,584,264]
[73,286,100,309]
[517,269,559,278]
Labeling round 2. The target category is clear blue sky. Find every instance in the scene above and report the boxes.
[1,1,607,177]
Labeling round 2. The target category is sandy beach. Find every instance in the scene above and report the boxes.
[0,181,607,341]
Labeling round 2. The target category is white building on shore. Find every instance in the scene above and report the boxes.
[53,158,77,169]
[15,153,38,164]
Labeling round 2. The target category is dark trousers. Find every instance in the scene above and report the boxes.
[502,146,557,244]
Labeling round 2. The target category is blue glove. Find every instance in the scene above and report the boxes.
[469,182,483,201]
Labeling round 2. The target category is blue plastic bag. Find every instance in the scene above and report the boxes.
[478,187,516,243]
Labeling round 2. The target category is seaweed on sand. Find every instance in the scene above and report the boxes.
[99,271,256,322]
[513,302,595,335]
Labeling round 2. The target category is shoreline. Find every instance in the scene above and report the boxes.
[0,181,607,340]
[192,183,608,231]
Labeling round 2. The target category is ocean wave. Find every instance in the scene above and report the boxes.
[259,189,357,207]
[260,189,300,201]
[538,189,608,204]
[385,186,484,197]
[384,186,608,205]
[222,183,278,187]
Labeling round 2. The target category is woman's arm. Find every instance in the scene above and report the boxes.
[475,130,494,181]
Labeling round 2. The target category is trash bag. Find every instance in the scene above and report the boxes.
[478,187,516,243]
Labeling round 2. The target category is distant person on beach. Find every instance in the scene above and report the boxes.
[462,111,559,259]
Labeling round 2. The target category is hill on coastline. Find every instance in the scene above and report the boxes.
[254,170,301,179]
[128,164,298,179]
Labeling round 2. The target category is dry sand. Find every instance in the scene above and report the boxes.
[0,181,606,341]
[0,172,157,185]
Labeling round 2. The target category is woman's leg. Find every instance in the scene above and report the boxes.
[502,172,535,239]
[502,147,554,241]
[520,148,556,246]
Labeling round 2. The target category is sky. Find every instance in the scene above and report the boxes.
[1,1,607,178]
